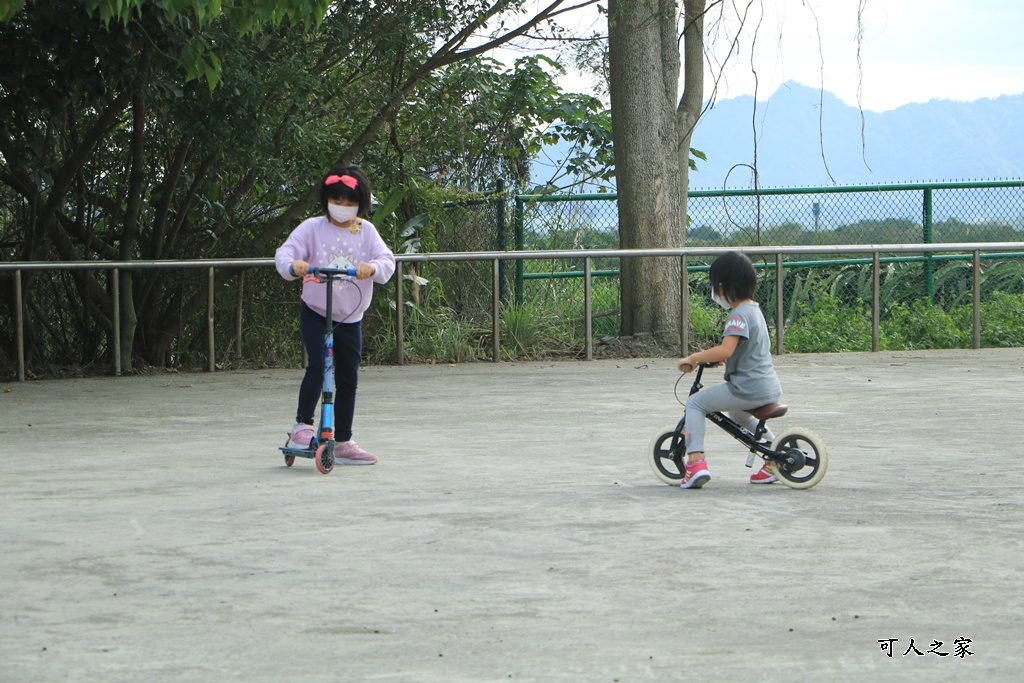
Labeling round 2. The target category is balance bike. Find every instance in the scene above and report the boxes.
[648,362,828,489]
[280,266,357,474]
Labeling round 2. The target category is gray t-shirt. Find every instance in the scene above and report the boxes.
[722,301,782,404]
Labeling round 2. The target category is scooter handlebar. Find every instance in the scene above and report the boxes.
[310,266,357,277]
[290,265,357,278]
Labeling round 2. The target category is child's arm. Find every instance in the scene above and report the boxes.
[677,335,740,373]
[275,221,311,280]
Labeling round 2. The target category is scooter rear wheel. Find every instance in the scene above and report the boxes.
[770,428,828,489]
[648,423,687,486]
[282,436,296,467]
[315,443,334,475]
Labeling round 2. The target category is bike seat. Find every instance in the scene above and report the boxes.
[747,403,788,421]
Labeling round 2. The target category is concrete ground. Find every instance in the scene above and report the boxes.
[2,348,1023,682]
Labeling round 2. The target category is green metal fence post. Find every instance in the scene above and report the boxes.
[514,195,525,305]
[112,268,121,376]
[680,255,689,357]
[492,258,500,362]
[207,266,216,372]
[872,252,880,352]
[234,271,244,363]
[495,179,507,303]
[15,269,24,382]
[973,250,981,349]
[585,256,593,360]
[923,187,934,303]
[395,261,405,365]
[775,254,784,355]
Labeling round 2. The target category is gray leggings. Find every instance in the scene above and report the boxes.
[684,382,780,455]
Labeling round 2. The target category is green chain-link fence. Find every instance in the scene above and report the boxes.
[367,179,1024,358]
[497,180,1024,352]
[3,180,1024,377]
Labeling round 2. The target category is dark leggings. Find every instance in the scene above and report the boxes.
[297,303,361,442]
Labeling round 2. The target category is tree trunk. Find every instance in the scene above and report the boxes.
[119,43,151,373]
[608,0,683,343]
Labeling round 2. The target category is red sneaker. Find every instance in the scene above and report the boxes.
[680,458,711,489]
[750,462,777,484]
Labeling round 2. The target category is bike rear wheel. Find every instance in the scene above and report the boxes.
[770,428,828,489]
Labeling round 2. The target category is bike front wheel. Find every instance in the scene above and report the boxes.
[770,428,828,489]
[648,422,687,486]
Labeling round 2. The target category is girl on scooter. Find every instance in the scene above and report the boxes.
[275,165,396,464]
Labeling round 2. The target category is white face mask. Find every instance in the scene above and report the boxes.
[711,287,731,310]
[328,203,359,224]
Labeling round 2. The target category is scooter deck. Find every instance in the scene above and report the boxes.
[279,445,318,459]
[280,435,335,457]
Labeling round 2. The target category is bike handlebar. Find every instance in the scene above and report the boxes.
[680,361,718,373]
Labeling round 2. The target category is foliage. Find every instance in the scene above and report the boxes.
[405,307,482,364]
[880,300,969,351]
[501,299,557,359]
[685,216,1023,250]
[0,1,612,375]
[687,292,727,349]
[783,295,872,353]
[1,0,330,90]
[978,292,1024,347]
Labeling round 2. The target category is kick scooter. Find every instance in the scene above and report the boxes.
[648,362,829,489]
[280,266,357,475]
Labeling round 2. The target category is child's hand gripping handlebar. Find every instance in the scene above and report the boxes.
[309,266,357,278]
[289,264,357,279]
[677,360,721,374]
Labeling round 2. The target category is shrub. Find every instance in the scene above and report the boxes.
[880,300,970,350]
[501,299,562,359]
[980,292,1024,347]
[784,294,872,353]
[688,294,727,349]
[406,307,482,363]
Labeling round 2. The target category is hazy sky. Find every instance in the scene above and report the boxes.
[709,0,1024,111]
[544,0,1024,112]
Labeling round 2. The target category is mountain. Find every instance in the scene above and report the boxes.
[689,81,1024,189]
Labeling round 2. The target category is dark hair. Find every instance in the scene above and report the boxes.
[708,251,757,303]
[319,165,372,218]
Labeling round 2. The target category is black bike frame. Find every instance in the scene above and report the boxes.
[672,363,782,460]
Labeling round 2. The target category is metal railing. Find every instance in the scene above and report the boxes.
[3,242,1024,381]
[512,180,1024,300]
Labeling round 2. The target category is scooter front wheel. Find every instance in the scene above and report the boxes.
[770,427,828,489]
[648,423,687,486]
[315,443,334,475]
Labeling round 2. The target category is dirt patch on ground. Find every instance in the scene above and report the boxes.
[591,333,681,360]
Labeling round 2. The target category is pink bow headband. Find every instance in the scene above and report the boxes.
[325,174,358,189]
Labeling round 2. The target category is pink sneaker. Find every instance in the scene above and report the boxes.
[286,423,315,449]
[680,458,710,489]
[334,440,378,465]
[750,462,777,484]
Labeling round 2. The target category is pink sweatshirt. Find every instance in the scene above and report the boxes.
[274,215,396,323]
